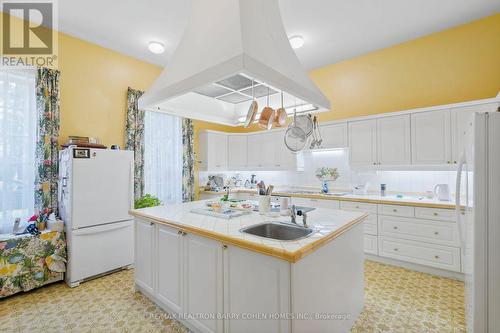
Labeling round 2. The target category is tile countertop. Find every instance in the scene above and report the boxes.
[130,201,367,263]
[199,187,457,209]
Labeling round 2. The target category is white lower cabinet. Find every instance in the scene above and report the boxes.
[223,245,291,333]
[157,225,183,313]
[184,233,224,333]
[135,219,155,294]
[379,236,461,272]
[363,235,378,255]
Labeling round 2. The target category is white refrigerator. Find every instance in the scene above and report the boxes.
[456,111,500,332]
[59,147,135,287]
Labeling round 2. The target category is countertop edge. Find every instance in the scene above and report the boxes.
[130,210,368,263]
[199,188,456,209]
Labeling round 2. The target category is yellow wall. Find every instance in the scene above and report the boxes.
[310,13,500,123]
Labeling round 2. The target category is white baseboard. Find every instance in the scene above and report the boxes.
[365,254,464,281]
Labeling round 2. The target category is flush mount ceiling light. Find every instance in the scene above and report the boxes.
[148,41,165,54]
[289,35,304,49]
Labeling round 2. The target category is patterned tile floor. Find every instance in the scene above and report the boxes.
[0,260,465,333]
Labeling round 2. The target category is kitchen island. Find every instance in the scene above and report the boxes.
[130,201,367,333]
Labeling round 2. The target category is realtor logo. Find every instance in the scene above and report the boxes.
[1,0,58,67]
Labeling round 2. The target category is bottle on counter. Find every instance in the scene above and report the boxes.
[380,184,386,197]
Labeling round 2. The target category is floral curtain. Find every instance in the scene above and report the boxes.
[125,87,145,199]
[35,68,60,213]
[182,118,195,202]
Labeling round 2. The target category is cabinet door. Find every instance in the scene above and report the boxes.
[223,245,291,333]
[184,233,223,333]
[157,224,183,313]
[247,133,274,169]
[450,103,498,164]
[319,123,348,149]
[211,133,228,171]
[227,135,247,170]
[274,131,296,169]
[411,110,451,165]
[198,132,208,171]
[348,119,377,166]
[377,115,411,165]
[135,219,155,294]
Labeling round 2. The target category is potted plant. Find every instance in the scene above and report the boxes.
[315,167,339,194]
[134,194,161,209]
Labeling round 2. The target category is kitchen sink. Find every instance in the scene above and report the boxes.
[240,222,313,241]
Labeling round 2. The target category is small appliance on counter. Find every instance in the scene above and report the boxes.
[434,184,450,201]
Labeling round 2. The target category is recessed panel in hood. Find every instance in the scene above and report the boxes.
[139,0,331,126]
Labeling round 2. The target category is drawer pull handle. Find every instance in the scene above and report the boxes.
[222,244,228,249]
[394,248,399,251]
[392,209,397,212]
[434,231,439,235]
[393,226,398,230]
[177,230,183,235]
[356,206,360,209]
[434,255,440,259]
[433,213,438,216]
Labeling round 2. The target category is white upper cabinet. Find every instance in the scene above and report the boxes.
[450,103,499,164]
[227,135,247,170]
[198,132,228,171]
[349,119,377,166]
[377,115,411,165]
[247,132,275,169]
[273,131,297,169]
[318,123,348,149]
[411,110,452,165]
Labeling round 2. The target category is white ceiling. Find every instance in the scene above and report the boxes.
[57,0,500,70]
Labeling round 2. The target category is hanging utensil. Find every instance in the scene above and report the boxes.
[284,109,307,152]
[315,116,323,147]
[295,114,313,137]
[244,80,258,128]
[258,86,275,130]
[274,92,287,127]
[309,116,318,149]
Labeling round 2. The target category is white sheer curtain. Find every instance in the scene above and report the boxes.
[144,110,183,204]
[0,69,37,234]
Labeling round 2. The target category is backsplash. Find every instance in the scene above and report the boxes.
[200,149,464,196]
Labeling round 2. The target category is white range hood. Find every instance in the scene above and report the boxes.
[139,0,331,126]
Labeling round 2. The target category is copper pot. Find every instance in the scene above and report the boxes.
[274,107,286,127]
[258,107,275,130]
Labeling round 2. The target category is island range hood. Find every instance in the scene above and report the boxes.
[139,0,331,126]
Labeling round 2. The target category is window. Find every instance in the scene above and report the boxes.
[144,110,183,204]
[0,69,37,234]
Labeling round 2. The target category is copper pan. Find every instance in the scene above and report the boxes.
[274,92,287,127]
[258,106,275,130]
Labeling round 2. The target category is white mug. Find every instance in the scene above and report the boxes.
[258,195,271,215]
[434,184,450,201]
[280,197,289,216]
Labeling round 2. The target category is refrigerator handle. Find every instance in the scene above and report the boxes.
[129,160,134,209]
[455,151,466,249]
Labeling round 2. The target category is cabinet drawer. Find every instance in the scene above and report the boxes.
[415,207,455,222]
[363,222,378,236]
[379,236,461,272]
[378,204,415,218]
[291,197,340,210]
[364,235,378,255]
[379,216,459,246]
[340,201,377,214]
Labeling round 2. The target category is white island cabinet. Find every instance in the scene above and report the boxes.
[132,202,366,333]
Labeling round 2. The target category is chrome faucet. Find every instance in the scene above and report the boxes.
[289,205,308,227]
[289,205,297,224]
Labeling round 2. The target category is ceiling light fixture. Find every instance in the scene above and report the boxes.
[289,35,304,49]
[148,41,165,54]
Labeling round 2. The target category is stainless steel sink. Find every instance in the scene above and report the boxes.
[240,222,314,241]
